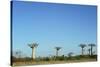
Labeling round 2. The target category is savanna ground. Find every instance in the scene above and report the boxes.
[11,55,97,66]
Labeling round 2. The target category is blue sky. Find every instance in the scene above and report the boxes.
[12,1,97,57]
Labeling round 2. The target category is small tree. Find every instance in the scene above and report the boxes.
[15,50,22,58]
[68,52,73,59]
[68,52,73,57]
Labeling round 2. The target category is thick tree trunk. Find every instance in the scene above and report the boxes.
[56,50,58,57]
[82,48,84,55]
[32,47,35,59]
[90,46,93,56]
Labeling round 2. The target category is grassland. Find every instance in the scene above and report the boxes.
[12,55,97,66]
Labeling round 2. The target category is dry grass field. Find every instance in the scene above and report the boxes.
[12,58,97,66]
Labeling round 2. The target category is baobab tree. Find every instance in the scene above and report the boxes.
[88,44,96,56]
[55,47,61,57]
[28,43,38,59]
[79,44,86,56]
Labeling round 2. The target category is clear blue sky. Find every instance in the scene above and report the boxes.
[12,1,97,57]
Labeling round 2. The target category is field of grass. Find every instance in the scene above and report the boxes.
[12,57,97,66]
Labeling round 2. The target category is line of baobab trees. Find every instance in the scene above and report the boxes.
[13,43,96,60]
[79,44,96,56]
[27,43,96,60]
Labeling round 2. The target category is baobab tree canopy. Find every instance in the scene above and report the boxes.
[88,44,95,47]
[55,47,61,51]
[28,43,38,48]
[79,44,86,48]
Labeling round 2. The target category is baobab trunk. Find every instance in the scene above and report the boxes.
[56,50,58,57]
[82,48,84,55]
[32,47,36,59]
[88,49,90,56]
[90,46,93,56]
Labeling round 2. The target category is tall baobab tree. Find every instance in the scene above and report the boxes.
[88,44,96,56]
[79,44,86,56]
[28,43,38,59]
[55,47,61,57]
